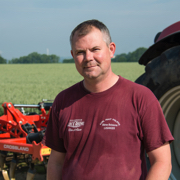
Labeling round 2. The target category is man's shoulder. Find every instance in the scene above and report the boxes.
[59,81,82,94]
[119,76,157,102]
[120,76,152,93]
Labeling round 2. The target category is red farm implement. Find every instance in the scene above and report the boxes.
[0,100,52,180]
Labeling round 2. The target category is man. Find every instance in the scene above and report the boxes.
[43,19,174,180]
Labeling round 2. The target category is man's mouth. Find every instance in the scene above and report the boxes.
[84,66,96,68]
[84,63,98,69]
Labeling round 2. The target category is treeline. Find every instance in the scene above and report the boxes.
[112,47,147,62]
[9,52,60,64]
[0,56,7,64]
[0,47,147,64]
[0,52,60,64]
[62,47,147,63]
[63,58,74,63]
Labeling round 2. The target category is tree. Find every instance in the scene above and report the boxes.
[127,47,147,62]
[112,47,147,62]
[9,52,60,64]
[112,53,127,62]
[63,58,74,63]
[0,56,7,64]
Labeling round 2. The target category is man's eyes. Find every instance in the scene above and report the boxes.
[76,48,100,55]
[76,51,84,55]
[92,47,100,51]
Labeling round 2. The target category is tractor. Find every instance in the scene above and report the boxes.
[136,21,180,179]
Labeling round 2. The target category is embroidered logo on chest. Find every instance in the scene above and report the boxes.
[100,118,120,130]
[67,119,84,132]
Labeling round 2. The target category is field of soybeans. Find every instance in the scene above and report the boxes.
[0,63,145,115]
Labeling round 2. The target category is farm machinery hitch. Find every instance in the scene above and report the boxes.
[0,100,52,180]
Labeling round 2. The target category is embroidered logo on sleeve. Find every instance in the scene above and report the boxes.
[100,118,120,130]
[67,119,84,132]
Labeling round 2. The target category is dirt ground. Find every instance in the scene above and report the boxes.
[0,165,46,180]
[0,173,46,180]
[0,172,46,180]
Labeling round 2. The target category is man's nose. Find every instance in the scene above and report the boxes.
[85,50,93,61]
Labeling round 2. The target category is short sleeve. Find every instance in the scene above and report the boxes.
[140,96,174,153]
[43,107,67,153]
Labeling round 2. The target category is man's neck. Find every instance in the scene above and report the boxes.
[83,73,119,93]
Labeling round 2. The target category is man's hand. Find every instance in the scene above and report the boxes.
[146,142,172,180]
[47,149,66,180]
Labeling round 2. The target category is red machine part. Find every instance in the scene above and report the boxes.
[0,101,52,179]
[0,102,50,138]
[0,102,51,160]
[0,138,51,161]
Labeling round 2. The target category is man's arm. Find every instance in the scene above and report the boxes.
[47,149,66,180]
[146,142,172,180]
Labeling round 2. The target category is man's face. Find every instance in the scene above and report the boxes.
[71,27,115,81]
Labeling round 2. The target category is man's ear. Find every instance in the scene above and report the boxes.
[109,42,116,58]
[71,50,74,58]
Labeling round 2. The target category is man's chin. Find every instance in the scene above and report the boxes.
[83,73,99,79]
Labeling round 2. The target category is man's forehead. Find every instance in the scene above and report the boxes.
[73,27,102,44]
[76,25,93,36]
[74,26,100,38]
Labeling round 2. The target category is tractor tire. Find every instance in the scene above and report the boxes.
[135,45,180,180]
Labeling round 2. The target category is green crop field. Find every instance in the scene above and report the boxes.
[0,63,145,115]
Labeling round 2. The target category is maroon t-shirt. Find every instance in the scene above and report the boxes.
[44,76,174,180]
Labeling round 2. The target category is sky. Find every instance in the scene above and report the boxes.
[0,0,180,61]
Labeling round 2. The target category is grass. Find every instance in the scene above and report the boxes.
[0,63,145,115]
[111,62,145,82]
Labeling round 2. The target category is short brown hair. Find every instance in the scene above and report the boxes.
[70,19,112,47]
